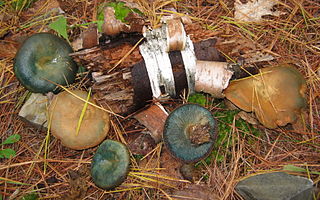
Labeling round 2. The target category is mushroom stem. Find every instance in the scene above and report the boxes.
[102,7,129,36]
[187,123,212,145]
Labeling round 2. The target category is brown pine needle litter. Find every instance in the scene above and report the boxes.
[0,0,320,199]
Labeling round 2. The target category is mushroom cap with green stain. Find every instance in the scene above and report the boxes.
[163,104,217,163]
[91,140,130,190]
[14,33,78,93]
[48,90,110,150]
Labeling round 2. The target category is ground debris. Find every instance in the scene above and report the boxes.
[170,184,219,200]
[0,41,18,59]
[1,0,320,199]
[134,103,168,143]
[236,111,259,125]
[127,133,156,156]
[234,0,282,22]
[63,166,90,200]
[73,42,142,72]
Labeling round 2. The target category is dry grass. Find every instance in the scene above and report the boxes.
[0,0,320,199]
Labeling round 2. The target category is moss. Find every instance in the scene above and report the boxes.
[202,103,261,165]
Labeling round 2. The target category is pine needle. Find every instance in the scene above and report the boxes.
[0,177,30,185]
[128,173,177,188]
[75,88,91,136]
[44,95,56,174]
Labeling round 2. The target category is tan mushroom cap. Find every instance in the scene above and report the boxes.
[48,90,110,150]
[224,65,307,129]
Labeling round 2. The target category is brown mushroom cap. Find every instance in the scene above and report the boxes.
[224,65,307,128]
[48,90,110,150]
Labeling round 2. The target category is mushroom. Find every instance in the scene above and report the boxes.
[48,90,110,150]
[163,104,217,163]
[224,65,307,128]
[14,33,78,93]
[102,7,129,36]
[91,139,130,190]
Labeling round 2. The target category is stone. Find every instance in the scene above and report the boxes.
[236,172,314,200]
[19,93,48,129]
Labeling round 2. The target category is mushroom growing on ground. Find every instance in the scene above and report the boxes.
[224,65,307,129]
[91,139,130,190]
[14,33,78,93]
[48,90,110,150]
[163,104,217,163]
[102,7,129,36]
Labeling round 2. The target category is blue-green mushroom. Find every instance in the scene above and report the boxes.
[163,104,217,163]
[91,140,130,190]
[14,33,78,93]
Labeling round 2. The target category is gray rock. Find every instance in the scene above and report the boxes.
[236,172,314,200]
[19,93,48,129]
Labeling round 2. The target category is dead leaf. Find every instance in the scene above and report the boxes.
[127,133,156,155]
[25,0,62,16]
[64,166,89,200]
[234,0,281,22]
[125,12,145,33]
[215,35,257,57]
[236,111,259,125]
[82,24,99,49]
[242,50,275,63]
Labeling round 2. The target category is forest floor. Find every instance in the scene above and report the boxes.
[0,0,320,199]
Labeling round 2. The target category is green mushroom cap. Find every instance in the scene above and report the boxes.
[163,104,217,163]
[14,33,78,93]
[91,140,130,190]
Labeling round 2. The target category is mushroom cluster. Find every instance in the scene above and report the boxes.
[163,104,217,163]
[14,33,78,93]
[48,90,110,150]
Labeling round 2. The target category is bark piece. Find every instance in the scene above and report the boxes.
[166,19,186,51]
[134,103,168,143]
[195,61,234,98]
